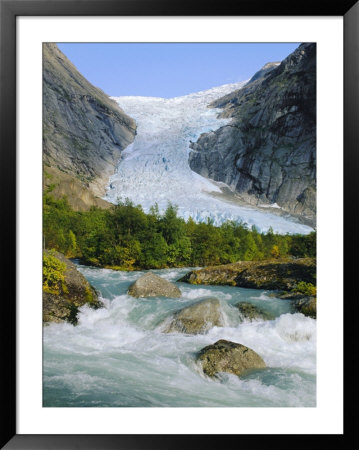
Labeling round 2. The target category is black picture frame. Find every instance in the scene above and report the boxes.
[1,0,356,448]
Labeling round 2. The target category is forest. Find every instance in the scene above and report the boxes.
[43,191,316,270]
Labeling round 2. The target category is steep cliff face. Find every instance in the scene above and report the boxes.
[43,43,136,199]
[188,44,316,226]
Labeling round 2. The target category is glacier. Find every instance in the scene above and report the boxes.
[105,82,313,234]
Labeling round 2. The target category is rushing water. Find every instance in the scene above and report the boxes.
[43,265,316,407]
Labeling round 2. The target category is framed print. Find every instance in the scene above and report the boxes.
[1,0,357,448]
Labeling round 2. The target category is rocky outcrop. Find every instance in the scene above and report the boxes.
[189,43,316,227]
[236,302,273,321]
[43,43,136,199]
[44,166,112,211]
[179,258,316,291]
[197,339,266,377]
[293,296,316,318]
[43,250,102,324]
[128,272,181,298]
[164,298,224,334]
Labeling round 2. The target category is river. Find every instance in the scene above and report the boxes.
[43,264,316,407]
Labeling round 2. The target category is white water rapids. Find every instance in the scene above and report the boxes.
[105,83,313,234]
[43,265,316,407]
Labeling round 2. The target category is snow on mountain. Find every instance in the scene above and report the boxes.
[105,82,313,234]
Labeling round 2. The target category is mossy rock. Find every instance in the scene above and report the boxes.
[43,250,102,325]
[197,339,266,377]
[179,258,316,291]
[293,296,316,319]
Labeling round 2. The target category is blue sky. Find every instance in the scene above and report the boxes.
[57,43,300,98]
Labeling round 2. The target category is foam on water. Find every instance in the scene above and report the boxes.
[43,265,316,407]
[250,291,273,301]
[105,84,313,234]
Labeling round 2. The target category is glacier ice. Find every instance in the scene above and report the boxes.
[105,82,313,234]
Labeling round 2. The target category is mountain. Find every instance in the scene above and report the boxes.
[188,43,316,227]
[43,43,136,207]
[105,81,313,235]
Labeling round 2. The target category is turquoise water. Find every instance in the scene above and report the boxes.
[43,265,316,407]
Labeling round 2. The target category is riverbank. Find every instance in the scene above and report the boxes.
[179,257,316,290]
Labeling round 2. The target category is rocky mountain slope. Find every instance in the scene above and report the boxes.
[43,165,112,211]
[188,43,316,227]
[43,43,136,203]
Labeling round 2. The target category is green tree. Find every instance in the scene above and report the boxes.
[66,230,77,258]
[159,203,186,245]
[167,237,192,266]
[140,233,168,269]
[190,222,223,266]
[242,233,258,260]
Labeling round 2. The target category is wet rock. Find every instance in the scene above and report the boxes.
[293,296,316,318]
[164,298,224,334]
[197,339,266,377]
[271,291,306,300]
[236,302,273,321]
[128,272,181,298]
[43,250,102,325]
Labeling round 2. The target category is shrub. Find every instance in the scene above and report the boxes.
[270,244,280,259]
[43,252,66,295]
[293,281,316,297]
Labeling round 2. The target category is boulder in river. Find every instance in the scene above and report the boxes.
[236,302,274,321]
[43,250,102,325]
[164,298,224,334]
[293,296,316,319]
[128,272,181,298]
[197,339,266,377]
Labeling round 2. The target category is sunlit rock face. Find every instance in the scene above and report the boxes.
[43,43,136,198]
[188,44,316,228]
